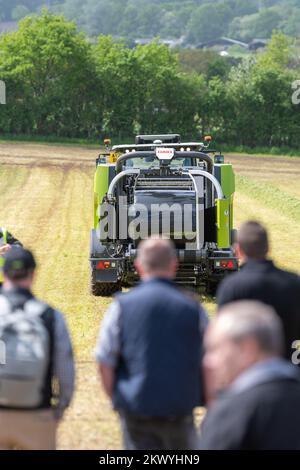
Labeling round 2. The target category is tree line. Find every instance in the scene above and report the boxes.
[2,1,300,45]
[0,11,299,148]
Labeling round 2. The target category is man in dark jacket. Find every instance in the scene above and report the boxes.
[217,221,300,361]
[96,238,208,450]
[200,301,300,450]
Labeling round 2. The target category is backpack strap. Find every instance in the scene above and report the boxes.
[39,305,56,408]
[0,296,52,330]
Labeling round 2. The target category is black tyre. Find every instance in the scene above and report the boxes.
[90,270,121,297]
[206,280,219,297]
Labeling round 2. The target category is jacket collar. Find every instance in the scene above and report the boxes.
[1,286,33,309]
[229,358,300,396]
[141,277,176,287]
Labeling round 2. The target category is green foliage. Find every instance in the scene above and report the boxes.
[0,1,64,21]
[257,32,292,69]
[11,5,30,21]
[3,1,300,46]
[186,3,232,44]
[0,10,101,137]
[58,0,300,44]
[229,8,282,41]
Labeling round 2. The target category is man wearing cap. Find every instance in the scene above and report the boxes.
[0,247,75,450]
[0,228,22,285]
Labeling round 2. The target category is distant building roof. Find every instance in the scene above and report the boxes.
[0,21,18,35]
[248,39,269,51]
[197,36,269,52]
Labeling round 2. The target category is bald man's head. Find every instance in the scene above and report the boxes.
[135,238,177,280]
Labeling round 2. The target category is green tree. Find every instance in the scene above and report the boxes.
[94,36,140,136]
[178,49,232,80]
[11,5,30,21]
[187,4,230,44]
[0,9,101,137]
[257,31,292,69]
[82,0,122,37]
[134,41,184,133]
[224,34,295,148]
[229,8,281,41]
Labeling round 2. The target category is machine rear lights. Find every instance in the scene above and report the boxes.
[215,260,235,269]
[97,261,115,270]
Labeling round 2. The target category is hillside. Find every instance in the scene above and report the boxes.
[1,0,300,45]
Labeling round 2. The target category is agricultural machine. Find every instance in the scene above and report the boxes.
[90,134,238,296]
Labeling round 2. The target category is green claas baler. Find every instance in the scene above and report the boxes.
[90,134,238,296]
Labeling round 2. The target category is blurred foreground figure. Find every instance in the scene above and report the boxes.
[200,301,300,450]
[96,238,208,450]
[217,221,300,360]
[0,248,75,450]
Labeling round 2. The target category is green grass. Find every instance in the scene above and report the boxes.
[1,135,300,158]
[0,141,299,448]
[236,175,300,223]
[0,134,137,147]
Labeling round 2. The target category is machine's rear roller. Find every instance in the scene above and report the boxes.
[205,280,219,297]
[90,270,121,296]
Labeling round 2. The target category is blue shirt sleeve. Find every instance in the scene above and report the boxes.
[52,310,75,419]
[199,305,209,337]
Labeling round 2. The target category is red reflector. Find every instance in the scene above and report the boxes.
[227,260,235,269]
[221,261,228,268]
[96,261,111,269]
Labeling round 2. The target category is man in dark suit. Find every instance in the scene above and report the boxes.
[217,221,300,361]
[200,301,300,450]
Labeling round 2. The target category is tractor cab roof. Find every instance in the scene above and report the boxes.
[100,134,220,170]
[112,142,207,152]
[112,133,214,153]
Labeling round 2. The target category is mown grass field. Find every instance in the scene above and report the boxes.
[0,142,299,449]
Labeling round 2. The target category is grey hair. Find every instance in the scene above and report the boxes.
[215,301,284,356]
